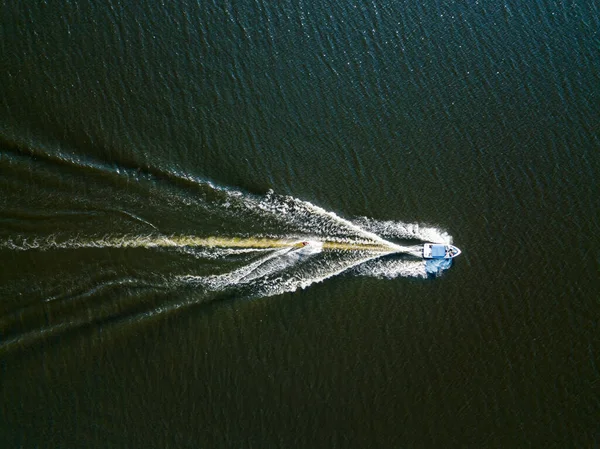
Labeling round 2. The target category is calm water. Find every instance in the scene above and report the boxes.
[1,0,599,447]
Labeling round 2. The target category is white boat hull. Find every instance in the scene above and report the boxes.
[423,243,461,259]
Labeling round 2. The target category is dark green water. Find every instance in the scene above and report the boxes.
[1,0,599,447]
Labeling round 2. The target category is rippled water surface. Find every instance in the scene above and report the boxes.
[1,0,599,447]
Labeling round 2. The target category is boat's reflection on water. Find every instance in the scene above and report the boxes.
[425,258,453,277]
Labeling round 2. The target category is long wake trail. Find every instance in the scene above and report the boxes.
[0,148,456,353]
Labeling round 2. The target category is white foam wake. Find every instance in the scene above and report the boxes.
[0,148,462,354]
[353,217,452,244]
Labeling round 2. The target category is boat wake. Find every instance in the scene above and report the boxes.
[0,147,456,352]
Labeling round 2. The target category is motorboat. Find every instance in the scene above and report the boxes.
[423,243,461,259]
